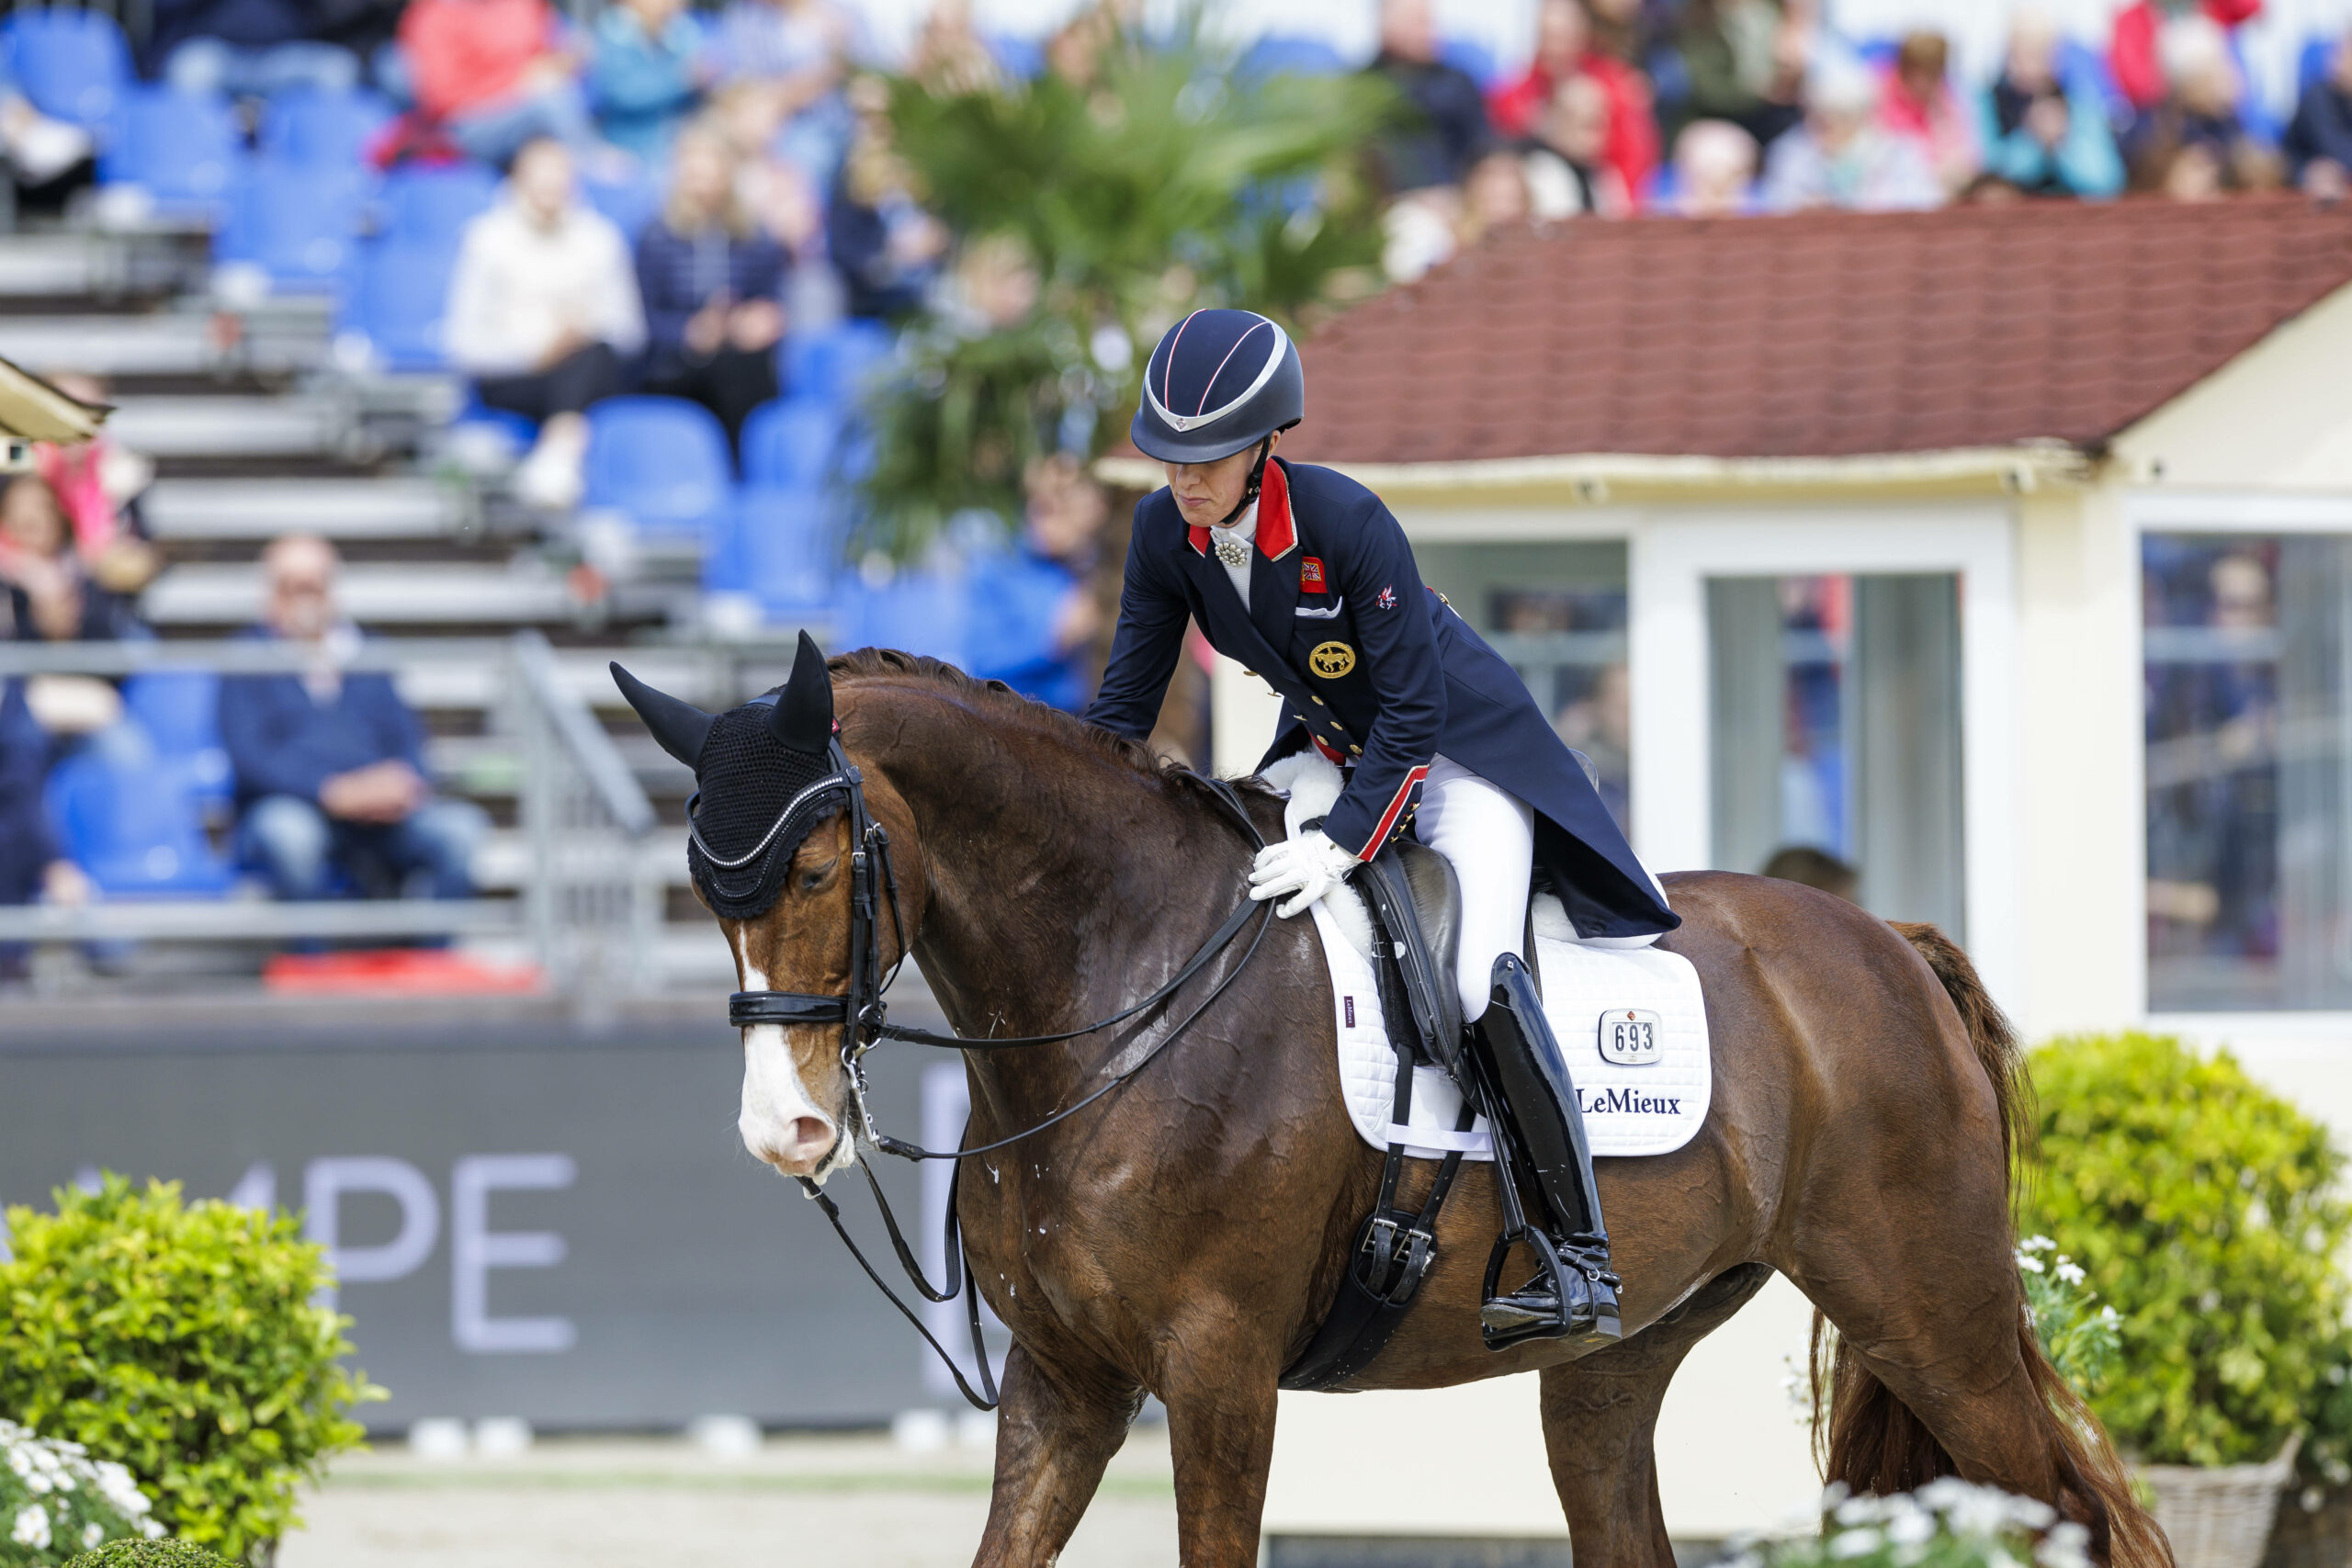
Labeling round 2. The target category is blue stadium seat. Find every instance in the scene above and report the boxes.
[1241,35,1350,78]
[783,319,895,409]
[45,734,235,897]
[982,32,1046,80]
[120,671,232,813]
[1437,36,1498,89]
[2302,37,2335,95]
[217,159,370,293]
[708,484,841,617]
[381,160,500,246]
[740,398,842,489]
[583,396,733,538]
[261,85,395,167]
[579,165,662,242]
[98,86,243,218]
[0,7,131,129]
[836,566,970,668]
[2052,36,2127,127]
[340,236,458,371]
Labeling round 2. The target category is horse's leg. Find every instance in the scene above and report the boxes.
[1159,1319,1283,1568]
[1540,1263,1775,1567]
[971,1343,1142,1568]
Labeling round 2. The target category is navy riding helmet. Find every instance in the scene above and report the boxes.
[1130,308,1305,466]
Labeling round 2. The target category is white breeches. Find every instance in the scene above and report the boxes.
[1417,754,1659,1022]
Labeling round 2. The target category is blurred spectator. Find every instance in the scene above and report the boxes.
[447,138,645,509]
[1973,10,2126,199]
[0,477,146,645]
[1668,118,1761,214]
[0,662,91,967]
[1668,0,1815,147]
[714,0,855,178]
[1760,843,1859,901]
[830,74,950,319]
[710,82,824,252]
[636,126,788,453]
[2110,0,2261,118]
[398,0,600,166]
[1368,0,1495,193]
[219,536,487,905]
[36,371,158,599]
[2128,14,2282,197]
[1489,0,1659,197]
[946,232,1043,333]
[0,68,95,217]
[1522,73,1634,218]
[589,0,710,163]
[1761,54,1941,212]
[2285,27,2352,198]
[1046,3,1121,88]
[153,0,362,100]
[910,0,1000,96]
[967,454,1109,712]
[1877,31,1979,197]
[1458,149,1533,245]
[1554,660,1630,829]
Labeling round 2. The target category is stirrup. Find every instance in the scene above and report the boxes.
[1478,1228,1623,1350]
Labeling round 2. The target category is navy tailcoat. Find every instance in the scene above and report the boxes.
[1083,458,1677,941]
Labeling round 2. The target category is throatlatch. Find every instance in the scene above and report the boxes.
[1464,953,1623,1349]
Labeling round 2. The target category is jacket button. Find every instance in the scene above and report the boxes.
[1350,745,1363,755]
[1310,695,1325,705]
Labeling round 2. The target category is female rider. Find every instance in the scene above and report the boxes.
[1083,309,1679,1344]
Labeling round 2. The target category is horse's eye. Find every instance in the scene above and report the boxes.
[798,865,828,893]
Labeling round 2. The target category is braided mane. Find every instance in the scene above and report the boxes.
[826,647,1273,805]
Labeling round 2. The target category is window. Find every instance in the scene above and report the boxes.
[1414,541,1629,833]
[2144,534,2352,1011]
[1707,573,1964,935]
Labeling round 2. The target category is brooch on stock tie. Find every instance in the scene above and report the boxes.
[1213,533,1250,570]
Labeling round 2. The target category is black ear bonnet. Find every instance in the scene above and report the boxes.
[612,632,845,922]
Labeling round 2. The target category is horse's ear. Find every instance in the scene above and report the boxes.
[611,662,715,771]
[773,630,834,751]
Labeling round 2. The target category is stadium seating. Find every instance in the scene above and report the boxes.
[1438,37,1498,89]
[740,397,842,490]
[0,6,131,129]
[1241,35,1350,77]
[982,32,1047,81]
[339,236,458,371]
[380,160,501,247]
[581,165,662,241]
[120,671,232,813]
[834,566,971,668]
[98,86,243,218]
[262,85,396,168]
[583,396,733,537]
[217,160,371,293]
[708,484,841,618]
[783,318,894,408]
[44,733,235,897]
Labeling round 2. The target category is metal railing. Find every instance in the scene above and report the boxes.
[0,633,662,993]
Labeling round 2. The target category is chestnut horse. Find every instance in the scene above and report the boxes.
[695,649,2165,1568]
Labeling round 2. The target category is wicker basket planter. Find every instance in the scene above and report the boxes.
[2141,1438,2301,1568]
[2262,1478,2352,1568]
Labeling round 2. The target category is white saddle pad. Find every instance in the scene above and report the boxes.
[1262,755,1712,1162]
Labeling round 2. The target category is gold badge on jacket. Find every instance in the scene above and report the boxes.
[1309,641,1356,678]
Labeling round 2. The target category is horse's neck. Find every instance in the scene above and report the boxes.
[856,688,1243,1102]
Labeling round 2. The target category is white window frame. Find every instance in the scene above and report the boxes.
[2131,490,2352,1036]
[1626,503,2023,1008]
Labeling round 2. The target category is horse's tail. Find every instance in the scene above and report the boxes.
[1806,923,2172,1568]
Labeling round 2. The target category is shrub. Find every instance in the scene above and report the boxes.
[2022,1032,2351,1466]
[0,1420,164,1565]
[62,1544,233,1568]
[1725,1479,2092,1568]
[0,1178,381,1562]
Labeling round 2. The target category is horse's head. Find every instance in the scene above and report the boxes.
[612,634,908,1182]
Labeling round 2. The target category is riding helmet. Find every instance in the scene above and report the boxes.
[1130,308,1305,465]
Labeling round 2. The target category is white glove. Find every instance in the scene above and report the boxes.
[1249,829,1360,919]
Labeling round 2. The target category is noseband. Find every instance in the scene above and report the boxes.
[716,738,1272,1407]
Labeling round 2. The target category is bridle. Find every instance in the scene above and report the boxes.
[713,736,1273,1408]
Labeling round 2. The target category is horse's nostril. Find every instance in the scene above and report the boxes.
[786,1116,833,1156]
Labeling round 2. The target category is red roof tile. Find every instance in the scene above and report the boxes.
[1280,197,2352,466]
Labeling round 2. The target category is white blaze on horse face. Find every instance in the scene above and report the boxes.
[733,925,848,1180]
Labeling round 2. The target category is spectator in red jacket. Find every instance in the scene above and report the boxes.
[1877,30,1980,197]
[1489,0,1660,197]
[397,0,599,166]
[2110,0,2261,115]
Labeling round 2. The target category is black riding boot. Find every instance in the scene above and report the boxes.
[1464,953,1623,1350]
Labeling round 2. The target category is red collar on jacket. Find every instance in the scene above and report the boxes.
[1185,456,1297,561]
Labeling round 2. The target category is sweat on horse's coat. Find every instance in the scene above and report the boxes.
[653,649,2168,1568]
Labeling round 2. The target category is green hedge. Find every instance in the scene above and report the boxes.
[0,1178,380,1562]
[2023,1032,2352,1466]
[62,1546,232,1568]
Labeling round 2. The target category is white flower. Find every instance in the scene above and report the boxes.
[141,1517,167,1539]
[6,1446,29,1480]
[83,1520,105,1549]
[1829,1526,1884,1558]
[2037,1520,2094,1568]
[2099,1305,2120,1325]
[2016,1252,2045,1273]
[11,1502,51,1550]
[1887,1506,1935,1545]
[93,1460,152,1517]
[2054,1258,2086,1287]
[2019,1235,2056,1253]
[25,1468,51,1494]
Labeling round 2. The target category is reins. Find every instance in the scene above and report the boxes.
[722,738,1274,1409]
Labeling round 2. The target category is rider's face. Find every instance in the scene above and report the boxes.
[1164,430,1283,525]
